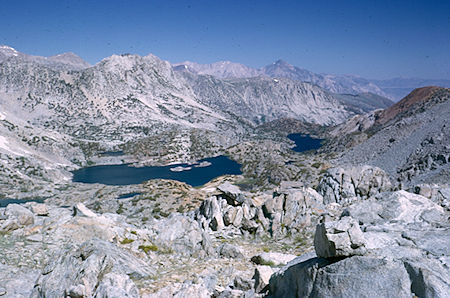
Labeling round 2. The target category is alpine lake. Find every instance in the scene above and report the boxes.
[71,134,323,187]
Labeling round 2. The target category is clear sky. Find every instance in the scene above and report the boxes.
[1,0,449,79]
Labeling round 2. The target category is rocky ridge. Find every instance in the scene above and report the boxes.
[327,87,450,186]
[268,188,449,297]
[0,164,448,297]
[0,47,448,297]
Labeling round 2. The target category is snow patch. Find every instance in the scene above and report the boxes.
[0,111,5,120]
[0,136,13,153]
[0,135,31,156]
[0,45,16,51]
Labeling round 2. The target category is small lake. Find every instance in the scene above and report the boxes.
[287,134,323,152]
[0,198,44,208]
[72,155,242,187]
[118,192,143,200]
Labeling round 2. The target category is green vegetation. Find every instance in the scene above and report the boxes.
[139,244,158,253]
[116,203,125,214]
[120,238,134,244]
[311,162,322,169]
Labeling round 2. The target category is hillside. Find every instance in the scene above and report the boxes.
[328,87,450,186]
[0,47,448,297]
[0,47,357,196]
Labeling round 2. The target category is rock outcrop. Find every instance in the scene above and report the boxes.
[32,239,154,297]
[314,216,366,258]
[196,184,325,238]
[267,189,450,297]
[317,165,392,204]
[1,168,448,297]
[0,204,34,232]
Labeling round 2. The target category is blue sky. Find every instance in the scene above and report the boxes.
[1,0,449,79]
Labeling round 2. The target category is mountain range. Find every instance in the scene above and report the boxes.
[1,45,448,195]
[0,45,449,297]
[0,46,359,194]
[174,59,450,101]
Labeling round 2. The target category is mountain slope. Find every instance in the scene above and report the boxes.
[182,72,352,126]
[333,92,394,114]
[328,87,450,186]
[374,86,442,125]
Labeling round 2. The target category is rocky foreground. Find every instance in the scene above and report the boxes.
[0,165,448,297]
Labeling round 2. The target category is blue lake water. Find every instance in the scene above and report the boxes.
[287,134,323,152]
[118,192,143,199]
[72,155,242,187]
[0,198,44,208]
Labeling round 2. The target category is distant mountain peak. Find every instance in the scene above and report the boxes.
[50,52,80,59]
[273,59,290,66]
[48,52,91,69]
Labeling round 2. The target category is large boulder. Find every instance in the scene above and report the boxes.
[282,187,325,230]
[0,204,34,231]
[217,243,244,259]
[30,203,49,216]
[262,187,325,238]
[152,213,210,256]
[32,239,153,297]
[268,256,412,298]
[403,258,450,297]
[198,196,225,231]
[217,182,247,206]
[314,216,366,258]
